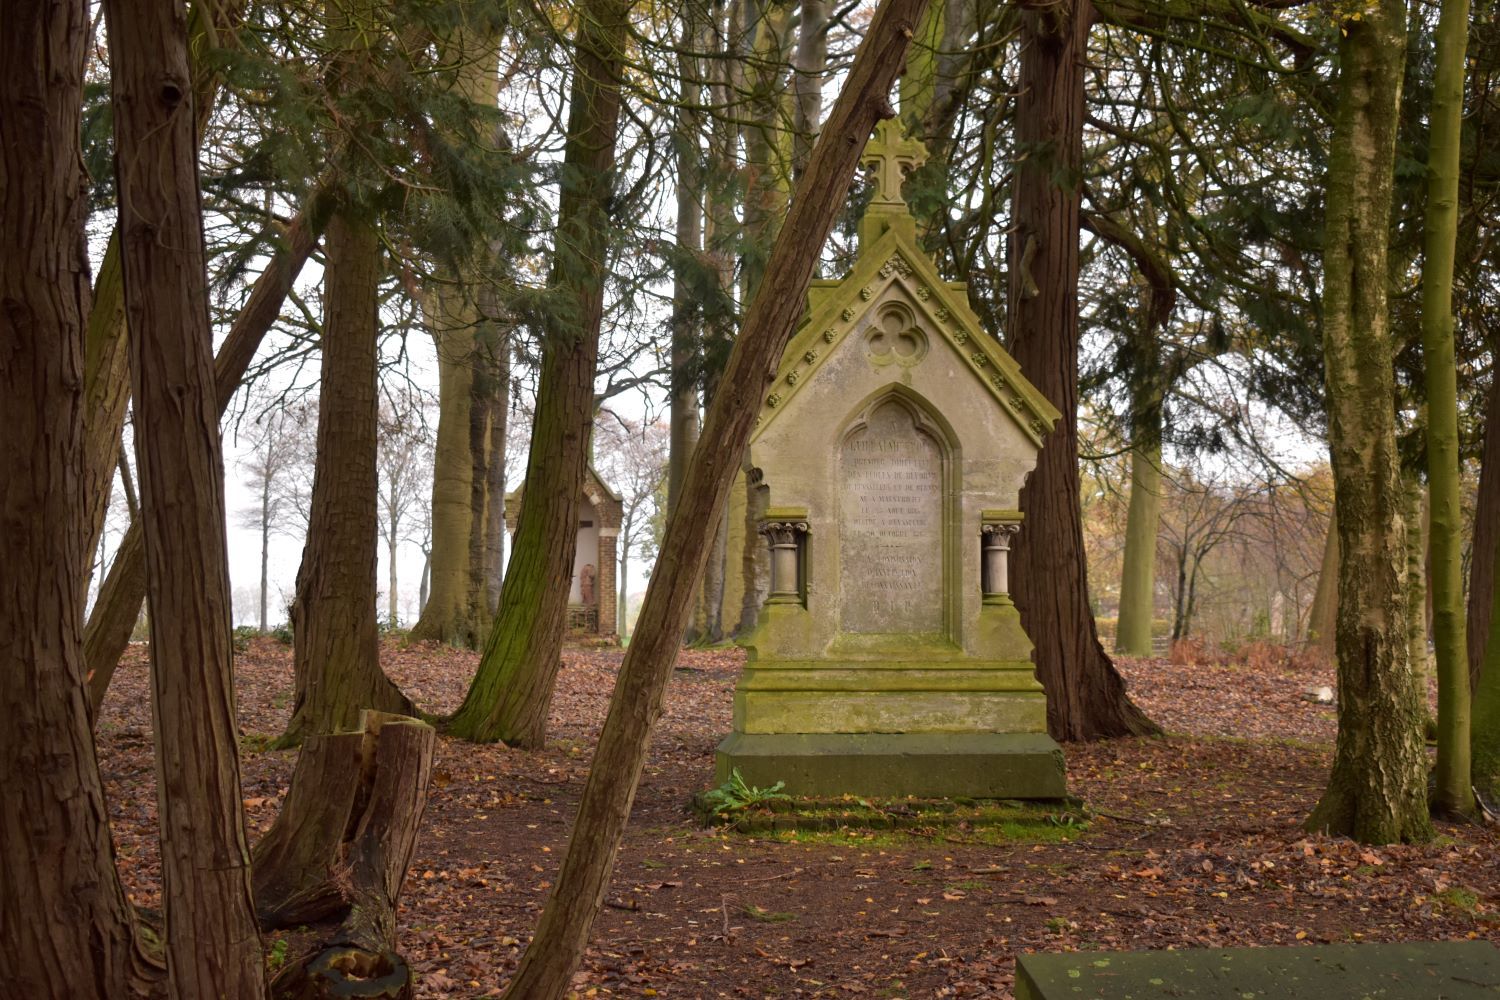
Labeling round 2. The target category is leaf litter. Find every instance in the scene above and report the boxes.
[94,640,1498,997]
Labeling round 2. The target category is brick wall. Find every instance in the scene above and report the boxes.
[597,531,618,638]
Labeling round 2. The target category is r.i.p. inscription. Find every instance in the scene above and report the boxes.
[839,401,943,633]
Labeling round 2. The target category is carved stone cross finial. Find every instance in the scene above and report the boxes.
[861,119,928,209]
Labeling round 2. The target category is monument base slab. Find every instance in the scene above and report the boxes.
[716,731,1066,800]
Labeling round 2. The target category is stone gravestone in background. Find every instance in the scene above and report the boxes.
[714,121,1067,799]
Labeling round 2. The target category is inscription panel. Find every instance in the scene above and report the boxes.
[839,400,944,633]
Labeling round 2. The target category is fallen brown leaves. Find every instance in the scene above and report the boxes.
[91,640,1497,998]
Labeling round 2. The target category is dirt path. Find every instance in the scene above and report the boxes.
[94,639,1498,998]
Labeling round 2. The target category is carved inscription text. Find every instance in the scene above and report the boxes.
[840,400,943,633]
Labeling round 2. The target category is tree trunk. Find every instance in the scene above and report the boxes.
[410,27,501,648]
[80,0,243,591]
[499,5,927,994]
[1006,0,1158,741]
[486,349,508,613]
[1304,0,1432,844]
[449,0,629,746]
[667,11,704,522]
[1306,509,1339,658]
[86,194,326,720]
[1115,384,1163,657]
[1469,374,1500,686]
[284,211,414,744]
[1422,0,1475,816]
[263,474,274,632]
[0,0,156,992]
[410,289,481,646]
[106,0,268,986]
[255,712,434,1000]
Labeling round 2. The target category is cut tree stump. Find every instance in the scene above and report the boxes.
[254,710,435,1000]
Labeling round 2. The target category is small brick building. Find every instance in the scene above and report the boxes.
[505,466,622,638]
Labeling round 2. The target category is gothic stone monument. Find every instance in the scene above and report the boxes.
[715,121,1067,799]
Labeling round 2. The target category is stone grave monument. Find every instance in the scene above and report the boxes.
[714,121,1066,799]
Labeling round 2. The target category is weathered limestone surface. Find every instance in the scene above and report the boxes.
[1015,941,1500,999]
[716,122,1066,798]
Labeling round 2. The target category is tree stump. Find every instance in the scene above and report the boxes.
[254,711,435,1000]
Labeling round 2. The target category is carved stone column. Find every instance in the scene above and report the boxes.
[761,519,810,604]
[982,521,1021,605]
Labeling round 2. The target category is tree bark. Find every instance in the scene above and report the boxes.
[1116,421,1163,657]
[106,0,268,987]
[410,288,482,646]
[1469,373,1500,686]
[0,0,156,992]
[449,0,629,746]
[1421,0,1475,816]
[1006,0,1158,741]
[1304,0,1432,844]
[499,4,928,994]
[86,195,326,720]
[1306,509,1339,658]
[667,8,705,523]
[256,712,434,1000]
[284,211,414,744]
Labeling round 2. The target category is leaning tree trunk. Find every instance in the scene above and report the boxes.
[500,4,928,994]
[106,0,268,987]
[1304,0,1432,845]
[1006,0,1158,741]
[255,712,435,1000]
[86,193,326,720]
[284,211,414,744]
[1421,0,1475,817]
[80,0,244,591]
[448,0,626,746]
[0,0,155,992]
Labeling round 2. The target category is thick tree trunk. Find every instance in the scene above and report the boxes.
[86,196,326,720]
[1006,0,1158,741]
[0,0,156,992]
[284,212,414,744]
[1422,0,1475,816]
[106,0,267,987]
[499,5,927,994]
[256,712,434,1000]
[1116,427,1163,657]
[410,290,481,646]
[411,28,502,648]
[1469,374,1500,685]
[667,16,704,522]
[1304,0,1432,844]
[449,0,628,746]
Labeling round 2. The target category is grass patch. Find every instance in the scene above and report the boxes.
[697,795,1090,846]
[743,904,798,923]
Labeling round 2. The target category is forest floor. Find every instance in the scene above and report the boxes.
[96,637,1499,998]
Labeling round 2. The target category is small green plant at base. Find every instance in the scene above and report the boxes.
[702,768,791,816]
[266,937,289,973]
[1432,887,1481,917]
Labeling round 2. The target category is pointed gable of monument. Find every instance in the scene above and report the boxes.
[750,120,1060,450]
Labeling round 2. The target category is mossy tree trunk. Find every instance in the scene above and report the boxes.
[1421,0,1474,817]
[499,6,928,993]
[0,0,157,991]
[411,288,483,646]
[284,210,414,744]
[448,0,629,746]
[1007,0,1158,741]
[1304,0,1432,844]
[106,0,269,985]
